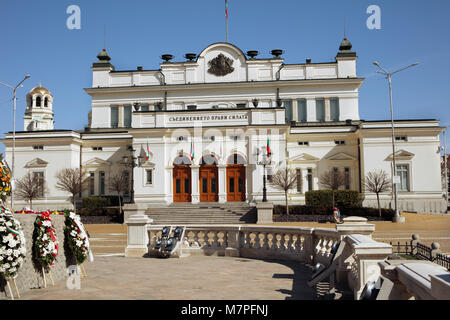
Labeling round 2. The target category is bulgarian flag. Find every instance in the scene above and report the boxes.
[225,0,228,19]
[266,137,271,155]
[190,140,194,161]
[146,140,150,161]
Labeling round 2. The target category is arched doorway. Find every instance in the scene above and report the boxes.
[227,154,246,202]
[173,156,191,203]
[199,154,218,202]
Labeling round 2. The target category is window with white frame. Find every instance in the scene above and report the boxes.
[99,171,105,195]
[123,171,130,196]
[33,171,45,197]
[316,99,325,122]
[344,167,351,190]
[145,169,153,185]
[89,172,95,196]
[307,168,313,191]
[396,164,410,191]
[296,169,302,193]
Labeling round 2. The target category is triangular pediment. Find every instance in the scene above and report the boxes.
[326,152,357,161]
[24,158,48,168]
[385,150,415,161]
[289,153,320,163]
[141,160,156,168]
[83,157,112,168]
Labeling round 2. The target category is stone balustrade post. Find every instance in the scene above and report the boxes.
[431,242,441,261]
[225,227,241,257]
[256,202,274,224]
[345,234,392,300]
[411,234,420,255]
[335,216,375,238]
[125,207,153,257]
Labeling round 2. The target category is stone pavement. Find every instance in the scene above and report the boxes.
[13,255,314,300]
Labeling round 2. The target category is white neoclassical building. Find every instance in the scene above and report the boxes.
[1,39,447,213]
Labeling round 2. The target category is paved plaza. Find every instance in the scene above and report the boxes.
[14,255,314,300]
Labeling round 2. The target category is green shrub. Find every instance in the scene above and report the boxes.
[274,205,394,220]
[82,196,109,209]
[78,207,121,216]
[305,190,362,208]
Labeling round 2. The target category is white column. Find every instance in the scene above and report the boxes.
[165,166,174,204]
[292,99,298,122]
[191,165,200,204]
[218,165,227,203]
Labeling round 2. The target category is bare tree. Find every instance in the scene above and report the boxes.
[363,170,392,217]
[15,172,45,209]
[319,168,347,208]
[55,168,85,212]
[270,166,297,215]
[108,172,128,214]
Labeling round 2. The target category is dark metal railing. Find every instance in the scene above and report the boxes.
[386,238,450,271]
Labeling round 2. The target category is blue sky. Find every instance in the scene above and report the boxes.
[1,0,449,154]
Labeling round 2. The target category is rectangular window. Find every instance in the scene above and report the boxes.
[238,178,243,193]
[33,146,44,150]
[111,106,119,128]
[307,169,313,191]
[211,178,216,193]
[123,171,130,196]
[330,98,340,122]
[395,136,407,142]
[202,179,208,193]
[146,169,153,185]
[335,140,346,145]
[284,100,293,121]
[296,169,302,193]
[316,99,325,122]
[297,99,307,122]
[92,147,103,151]
[396,164,410,191]
[344,167,350,190]
[140,105,149,112]
[124,105,132,128]
[99,171,105,195]
[184,179,190,193]
[89,172,95,196]
[33,172,45,197]
[298,141,309,146]
[229,178,235,193]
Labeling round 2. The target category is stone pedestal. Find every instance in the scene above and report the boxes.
[125,207,153,258]
[335,216,375,237]
[256,202,274,224]
[393,215,406,223]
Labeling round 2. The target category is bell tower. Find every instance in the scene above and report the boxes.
[24,84,54,131]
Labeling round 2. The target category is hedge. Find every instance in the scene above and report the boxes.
[274,205,394,220]
[305,190,362,208]
[82,196,123,209]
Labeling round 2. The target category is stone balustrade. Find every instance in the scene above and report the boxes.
[127,215,402,299]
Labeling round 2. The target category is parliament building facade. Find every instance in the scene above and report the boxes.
[2,39,446,213]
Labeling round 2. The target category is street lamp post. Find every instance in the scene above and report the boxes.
[256,148,272,202]
[373,61,418,223]
[122,147,143,204]
[0,75,31,209]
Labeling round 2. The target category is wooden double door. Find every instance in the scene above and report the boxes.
[199,164,218,202]
[173,165,191,203]
[227,165,246,202]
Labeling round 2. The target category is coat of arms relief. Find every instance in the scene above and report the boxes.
[207,53,234,77]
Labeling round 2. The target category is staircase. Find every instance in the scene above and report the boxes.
[145,203,257,225]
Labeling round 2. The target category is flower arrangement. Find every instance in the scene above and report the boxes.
[32,211,59,272]
[15,209,65,215]
[0,211,27,279]
[0,154,11,202]
[64,212,90,264]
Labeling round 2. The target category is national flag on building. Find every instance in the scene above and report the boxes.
[225,0,228,19]
[146,140,150,161]
[190,140,194,161]
[266,137,271,155]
